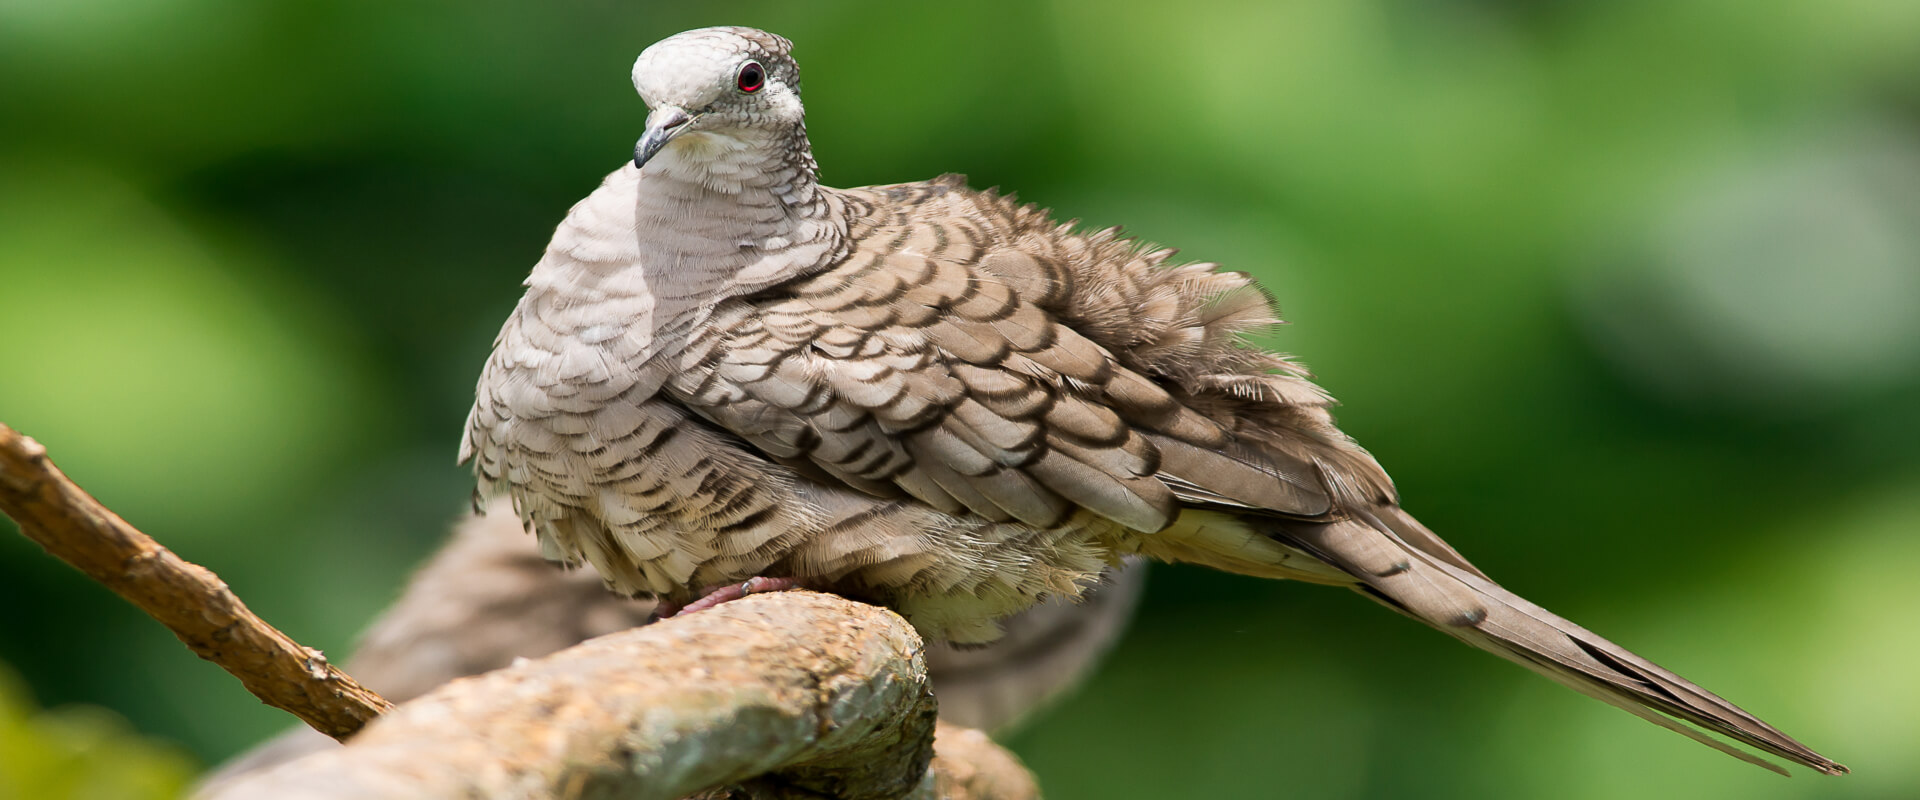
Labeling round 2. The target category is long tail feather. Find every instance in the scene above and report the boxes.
[1280,517,1847,776]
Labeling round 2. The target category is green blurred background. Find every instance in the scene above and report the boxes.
[4,1,1918,797]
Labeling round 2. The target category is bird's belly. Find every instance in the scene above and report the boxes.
[500,394,806,601]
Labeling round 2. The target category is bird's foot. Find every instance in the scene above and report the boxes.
[649,597,683,620]
[665,577,802,618]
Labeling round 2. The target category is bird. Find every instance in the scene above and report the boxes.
[461,25,1845,776]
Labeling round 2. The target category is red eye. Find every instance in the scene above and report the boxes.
[736,61,765,93]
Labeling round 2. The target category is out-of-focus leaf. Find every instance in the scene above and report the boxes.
[0,662,194,800]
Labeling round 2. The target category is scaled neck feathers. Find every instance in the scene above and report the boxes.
[521,123,847,374]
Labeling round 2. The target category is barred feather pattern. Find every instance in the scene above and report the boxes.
[462,26,1844,776]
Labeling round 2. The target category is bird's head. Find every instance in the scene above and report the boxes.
[630,27,806,172]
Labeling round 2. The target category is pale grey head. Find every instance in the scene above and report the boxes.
[630,27,805,171]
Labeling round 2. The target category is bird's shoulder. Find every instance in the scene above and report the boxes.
[667,175,1398,531]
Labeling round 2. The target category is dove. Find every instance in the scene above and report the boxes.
[461,26,1845,775]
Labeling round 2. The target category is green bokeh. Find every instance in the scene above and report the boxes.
[0,666,193,800]
[3,1,1917,797]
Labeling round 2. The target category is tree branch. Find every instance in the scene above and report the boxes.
[196,591,1021,800]
[6,423,1041,797]
[0,422,392,740]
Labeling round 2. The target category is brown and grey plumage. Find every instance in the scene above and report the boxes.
[461,26,1845,776]
[195,497,1144,795]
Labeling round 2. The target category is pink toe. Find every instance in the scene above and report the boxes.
[668,577,801,617]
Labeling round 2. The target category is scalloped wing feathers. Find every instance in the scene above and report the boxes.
[671,176,1394,539]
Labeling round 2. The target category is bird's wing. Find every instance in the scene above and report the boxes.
[665,183,1365,534]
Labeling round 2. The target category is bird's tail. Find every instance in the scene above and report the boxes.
[1279,511,1847,776]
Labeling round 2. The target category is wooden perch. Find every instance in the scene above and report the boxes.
[0,423,392,739]
[198,591,1035,799]
[4,422,1039,798]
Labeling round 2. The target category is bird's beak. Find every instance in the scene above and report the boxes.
[634,106,695,169]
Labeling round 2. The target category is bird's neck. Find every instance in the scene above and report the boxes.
[520,125,846,374]
[632,123,846,287]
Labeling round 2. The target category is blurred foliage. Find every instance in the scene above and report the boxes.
[2,0,1917,798]
[0,665,193,800]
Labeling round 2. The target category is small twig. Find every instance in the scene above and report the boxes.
[0,423,393,740]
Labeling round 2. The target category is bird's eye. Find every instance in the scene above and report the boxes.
[736,61,765,94]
